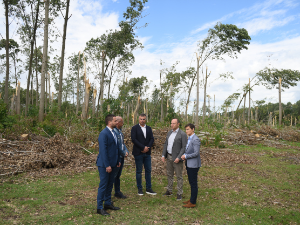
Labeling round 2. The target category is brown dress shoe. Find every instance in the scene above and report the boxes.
[183,202,196,208]
[183,199,190,204]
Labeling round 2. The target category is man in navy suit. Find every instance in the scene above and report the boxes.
[131,114,156,196]
[96,114,121,216]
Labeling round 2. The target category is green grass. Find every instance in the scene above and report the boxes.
[1,144,300,224]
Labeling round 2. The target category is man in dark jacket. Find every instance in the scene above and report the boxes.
[131,114,156,196]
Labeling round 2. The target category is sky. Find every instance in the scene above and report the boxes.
[1,0,300,113]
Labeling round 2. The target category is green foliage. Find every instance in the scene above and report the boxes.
[41,123,57,137]
[164,108,180,125]
[28,105,39,117]
[0,100,8,129]
[256,67,300,90]
[0,100,17,129]
[198,22,251,61]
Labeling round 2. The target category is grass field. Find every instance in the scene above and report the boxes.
[1,144,299,224]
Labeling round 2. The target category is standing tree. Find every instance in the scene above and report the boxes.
[16,0,41,115]
[39,0,49,122]
[3,0,19,106]
[256,67,300,125]
[0,39,20,86]
[58,0,71,111]
[195,22,251,124]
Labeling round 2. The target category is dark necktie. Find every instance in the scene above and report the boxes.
[112,130,117,144]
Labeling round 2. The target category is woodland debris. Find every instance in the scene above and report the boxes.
[1,126,299,180]
[20,134,29,141]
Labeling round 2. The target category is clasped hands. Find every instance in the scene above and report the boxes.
[161,157,180,163]
[141,146,150,153]
[106,162,121,173]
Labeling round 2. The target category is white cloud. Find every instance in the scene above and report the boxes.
[192,0,298,36]
[130,34,300,112]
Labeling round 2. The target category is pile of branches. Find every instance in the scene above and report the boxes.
[225,126,300,146]
[0,134,96,178]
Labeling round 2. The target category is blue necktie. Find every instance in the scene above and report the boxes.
[112,130,117,144]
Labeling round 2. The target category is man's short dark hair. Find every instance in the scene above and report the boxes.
[185,123,195,130]
[173,118,180,124]
[139,113,146,117]
[105,114,116,125]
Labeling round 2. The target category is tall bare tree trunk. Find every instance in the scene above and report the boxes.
[58,0,71,110]
[107,60,115,100]
[4,0,9,106]
[31,78,33,105]
[133,96,140,122]
[76,51,81,115]
[279,78,282,126]
[10,94,15,114]
[99,51,106,114]
[202,67,208,124]
[127,104,130,125]
[82,57,90,120]
[242,92,246,124]
[39,0,49,122]
[16,81,20,115]
[160,71,163,122]
[146,98,148,121]
[45,74,47,110]
[35,44,39,107]
[255,107,258,122]
[169,83,173,109]
[48,72,51,105]
[26,0,40,115]
[195,55,200,127]
[92,88,96,117]
[213,94,215,121]
[248,78,250,124]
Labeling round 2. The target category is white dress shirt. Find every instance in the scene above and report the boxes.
[167,128,179,154]
[139,124,146,138]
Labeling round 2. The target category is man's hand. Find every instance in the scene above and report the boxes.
[141,146,150,153]
[125,152,128,157]
[161,156,165,163]
[106,166,112,173]
[117,162,121,167]
[174,158,180,163]
[181,155,186,161]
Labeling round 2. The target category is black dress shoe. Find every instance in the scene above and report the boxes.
[114,192,127,199]
[97,209,110,216]
[104,204,120,210]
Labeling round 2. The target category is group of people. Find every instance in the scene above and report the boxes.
[96,113,201,216]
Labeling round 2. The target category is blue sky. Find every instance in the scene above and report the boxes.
[1,0,300,112]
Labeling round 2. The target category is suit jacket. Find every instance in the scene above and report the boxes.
[113,127,129,158]
[131,124,154,156]
[96,127,120,168]
[185,134,201,168]
[162,128,187,161]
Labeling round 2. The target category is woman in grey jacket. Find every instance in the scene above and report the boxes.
[181,123,201,208]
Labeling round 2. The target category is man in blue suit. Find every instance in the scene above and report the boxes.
[113,116,129,199]
[131,114,156,196]
[96,114,121,216]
